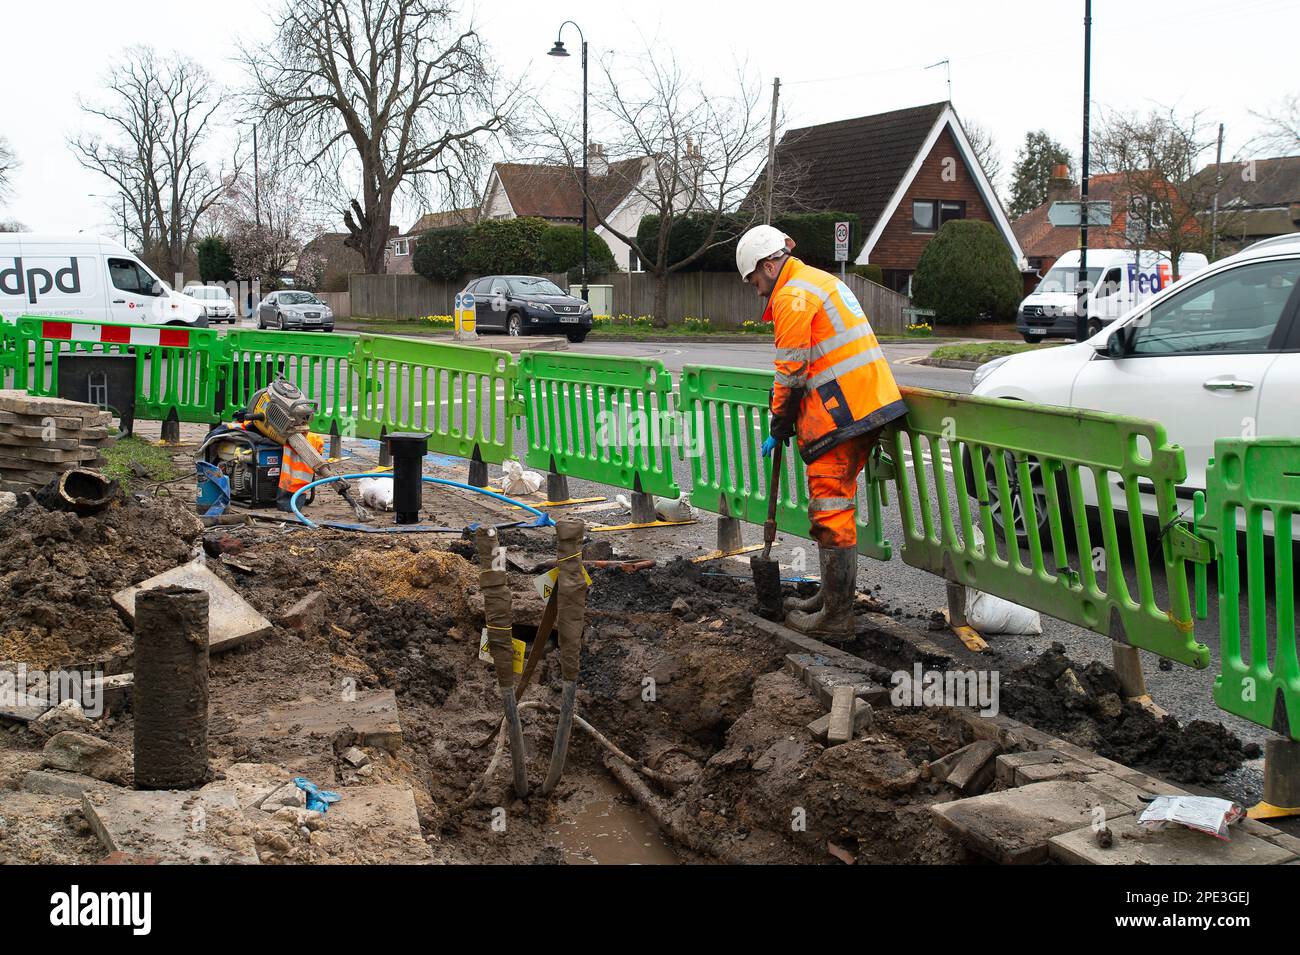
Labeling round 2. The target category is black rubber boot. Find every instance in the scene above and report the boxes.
[785,547,857,639]
[784,547,830,614]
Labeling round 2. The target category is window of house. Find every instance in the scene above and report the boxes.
[912,201,937,233]
[939,200,966,225]
[394,240,409,256]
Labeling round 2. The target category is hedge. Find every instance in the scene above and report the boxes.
[413,218,617,282]
[911,220,1022,325]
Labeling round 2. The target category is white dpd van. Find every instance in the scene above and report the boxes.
[1017,248,1209,342]
[0,234,208,327]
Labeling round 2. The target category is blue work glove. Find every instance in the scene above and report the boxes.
[761,435,779,458]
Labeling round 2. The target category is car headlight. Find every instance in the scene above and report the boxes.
[971,355,1013,389]
[534,303,555,313]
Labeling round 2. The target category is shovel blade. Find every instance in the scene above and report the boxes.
[750,555,784,621]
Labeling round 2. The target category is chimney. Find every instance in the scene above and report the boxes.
[587,142,608,178]
[1046,163,1073,207]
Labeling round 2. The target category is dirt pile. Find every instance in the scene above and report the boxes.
[1000,642,1259,784]
[0,492,203,668]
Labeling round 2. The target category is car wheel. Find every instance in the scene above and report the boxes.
[566,331,588,344]
[961,445,1075,550]
[257,314,265,329]
[507,312,525,336]
[1022,333,1044,344]
[1087,319,1103,337]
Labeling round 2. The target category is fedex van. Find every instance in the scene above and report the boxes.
[0,234,208,327]
[1017,248,1208,342]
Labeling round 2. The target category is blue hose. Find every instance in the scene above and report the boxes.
[288,471,555,531]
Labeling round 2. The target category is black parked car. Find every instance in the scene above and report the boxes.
[463,275,593,343]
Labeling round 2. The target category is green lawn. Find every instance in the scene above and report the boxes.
[928,341,1060,364]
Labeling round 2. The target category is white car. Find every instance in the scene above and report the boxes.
[972,233,1299,531]
[184,283,238,323]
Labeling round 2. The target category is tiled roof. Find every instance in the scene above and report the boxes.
[492,157,648,220]
[1187,154,1300,209]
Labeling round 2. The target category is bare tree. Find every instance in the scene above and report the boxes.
[71,47,233,278]
[1092,106,1217,280]
[1250,93,1300,155]
[0,137,18,205]
[218,146,325,288]
[243,0,516,275]
[962,119,1003,192]
[539,52,769,326]
[0,219,28,233]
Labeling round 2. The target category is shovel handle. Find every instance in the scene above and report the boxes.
[763,439,784,558]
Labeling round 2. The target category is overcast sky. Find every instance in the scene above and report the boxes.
[3,0,1297,236]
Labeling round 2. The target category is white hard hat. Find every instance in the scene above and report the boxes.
[736,224,790,281]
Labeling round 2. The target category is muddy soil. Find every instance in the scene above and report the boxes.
[0,491,203,669]
[0,490,979,864]
[1000,643,1260,785]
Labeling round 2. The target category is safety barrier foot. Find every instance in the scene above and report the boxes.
[378,426,391,468]
[943,581,988,652]
[329,420,341,460]
[1248,739,1300,820]
[547,458,569,503]
[159,409,180,444]
[468,444,488,489]
[689,504,762,562]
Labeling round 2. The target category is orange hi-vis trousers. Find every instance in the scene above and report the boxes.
[806,429,880,548]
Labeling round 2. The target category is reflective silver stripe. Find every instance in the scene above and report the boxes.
[775,368,806,388]
[806,346,886,389]
[785,278,847,333]
[810,496,855,511]
[811,321,875,360]
[775,347,810,363]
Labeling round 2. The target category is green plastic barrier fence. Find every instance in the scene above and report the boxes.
[887,386,1208,668]
[0,316,16,388]
[1195,438,1299,738]
[517,351,679,498]
[350,334,518,462]
[221,329,360,436]
[678,363,891,559]
[10,314,224,424]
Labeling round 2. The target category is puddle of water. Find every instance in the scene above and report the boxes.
[549,776,680,865]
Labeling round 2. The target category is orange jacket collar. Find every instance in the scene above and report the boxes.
[761,256,800,323]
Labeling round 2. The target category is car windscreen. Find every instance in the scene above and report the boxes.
[1036,266,1103,294]
[280,292,323,305]
[509,277,566,296]
[188,287,231,301]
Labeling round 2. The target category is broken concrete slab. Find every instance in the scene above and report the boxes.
[931,780,1132,865]
[81,789,261,864]
[23,768,115,798]
[1049,813,1297,865]
[932,740,999,794]
[827,685,856,745]
[0,390,109,420]
[807,700,873,742]
[113,559,273,654]
[229,689,403,752]
[0,689,52,723]
[199,763,294,810]
[308,784,431,864]
[42,731,130,785]
[995,750,1066,787]
[1015,757,1098,786]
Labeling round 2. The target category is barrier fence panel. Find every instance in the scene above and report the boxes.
[11,315,224,424]
[886,386,1208,668]
[0,317,16,388]
[1196,438,1300,739]
[517,351,679,498]
[221,329,360,436]
[678,364,891,560]
[350,334,517,462]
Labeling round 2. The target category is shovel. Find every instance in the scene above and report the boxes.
[750,438,785,620]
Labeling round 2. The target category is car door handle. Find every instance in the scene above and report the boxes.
[112,299,126,304]
[1202,377,1255,392]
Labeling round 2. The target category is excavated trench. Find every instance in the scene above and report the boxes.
[0,490,1256,864]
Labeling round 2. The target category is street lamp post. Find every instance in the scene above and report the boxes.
[548,21,588,303]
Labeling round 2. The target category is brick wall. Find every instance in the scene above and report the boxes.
[871,127,997,276]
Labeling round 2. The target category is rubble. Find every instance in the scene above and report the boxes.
[41,731,130,785]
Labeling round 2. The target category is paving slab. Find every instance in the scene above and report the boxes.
[81,789,261,864]
[931,780,1132,865]
[1050,813,1297,865]
[199,762,294,810]
[229,689,403,752]
[310,784,431,864]
[1016,758,1097,786]
[995,750,1065,787]
[113,560,273,653]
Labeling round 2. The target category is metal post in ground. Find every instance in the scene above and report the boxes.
[387,432,429,525]
[133,585,209,789]
[1251,739,1300,820]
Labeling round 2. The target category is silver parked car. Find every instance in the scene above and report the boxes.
[258,291,335,331]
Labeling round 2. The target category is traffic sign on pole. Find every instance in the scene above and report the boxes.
[1048,200,1112,228]
[834,221,850,262]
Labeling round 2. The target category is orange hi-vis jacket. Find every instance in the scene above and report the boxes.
[279,432,326,494]
[763,256,907,463]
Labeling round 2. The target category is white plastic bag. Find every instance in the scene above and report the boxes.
[965,589,1043,635]
[357,477,393,510]
[501,460,543,496]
